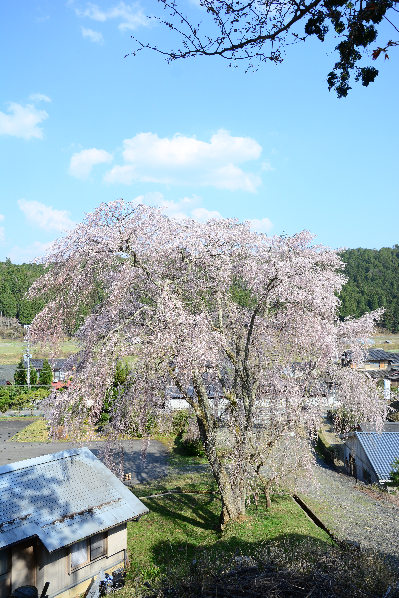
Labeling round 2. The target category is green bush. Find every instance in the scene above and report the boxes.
[390,457,399,486]
[171,410,190,434]
[11,393,29,413]
[0,388,10,414]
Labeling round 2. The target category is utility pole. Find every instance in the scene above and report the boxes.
[23,324,32,389]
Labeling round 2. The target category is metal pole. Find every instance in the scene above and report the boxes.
[24,324,31,389]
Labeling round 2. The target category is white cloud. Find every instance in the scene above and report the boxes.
[133,193,272,231]
[0,214,4,222]
[261,161,274,171]
[104,130,262,192]
[132,193,223,222]
[70,1,148,30]
[69,148,113,179]
[29,93,52,103]
[17,199,75,232]
[248,217,274,234]
[191,207,222,221]
[81,26,104,43]
[8,241,54,264]
[0,102,48,139]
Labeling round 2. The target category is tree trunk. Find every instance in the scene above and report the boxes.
[264,484,272,509]
[197,417,247,529]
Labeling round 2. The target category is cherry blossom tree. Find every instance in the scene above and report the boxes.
[28,200,386,526]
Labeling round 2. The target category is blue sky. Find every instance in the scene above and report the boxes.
[0,0,398,263]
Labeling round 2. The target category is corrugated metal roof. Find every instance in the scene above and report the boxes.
[356,432,399,482]
[0,448,149,552]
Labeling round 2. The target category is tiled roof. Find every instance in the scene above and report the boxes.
[30,358,69,371]
[356,432,399,482]
[0,448,148,552]
[386,352,399,364]
[367,349,395,361]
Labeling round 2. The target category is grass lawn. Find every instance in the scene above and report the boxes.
[0,339,79,364]
[10,417,50,441]
[372,332,399,352]
[126,469,331,588]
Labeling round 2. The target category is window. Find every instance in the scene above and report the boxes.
[90,533,106,561]
[71,540,89,569]
[71,533,107,570]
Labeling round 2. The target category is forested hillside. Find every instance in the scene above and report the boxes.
[1,245,399,330]
[0,258,104,331]
[0,259,45,324]
[339,246,399,332]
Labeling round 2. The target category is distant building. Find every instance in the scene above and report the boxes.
[30,359,70,384]
[343,349,399,371]
[0,448,148,598]
[343,422,399,484]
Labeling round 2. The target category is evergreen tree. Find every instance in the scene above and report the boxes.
[14,359,27,386]
[339,246,399,332]
[30,367,38,385]
[39,359,53,385]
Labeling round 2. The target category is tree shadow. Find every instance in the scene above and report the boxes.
[142,532,398,598]
[142,492,220,532]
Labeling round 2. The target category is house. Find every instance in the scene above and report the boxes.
[30,359,70,385]
[0,448,148,598]
[343,348,399,371]
[343,422,399,484]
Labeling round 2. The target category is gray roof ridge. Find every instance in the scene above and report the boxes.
[0,447,89,476]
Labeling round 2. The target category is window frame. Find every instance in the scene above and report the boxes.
[90,532,107,562]
[69,532,108,572]
[70,539,89,571]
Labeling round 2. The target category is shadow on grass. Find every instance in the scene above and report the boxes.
[127,488,399,597]
[142,492,220,532]
[138,532,398,598]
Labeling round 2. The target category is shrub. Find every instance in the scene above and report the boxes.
[390,457,399,486]
[141,537,398,598]
[0,388,10,414]
[173,412,205,457]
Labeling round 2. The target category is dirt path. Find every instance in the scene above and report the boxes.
[299,459,399,569]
